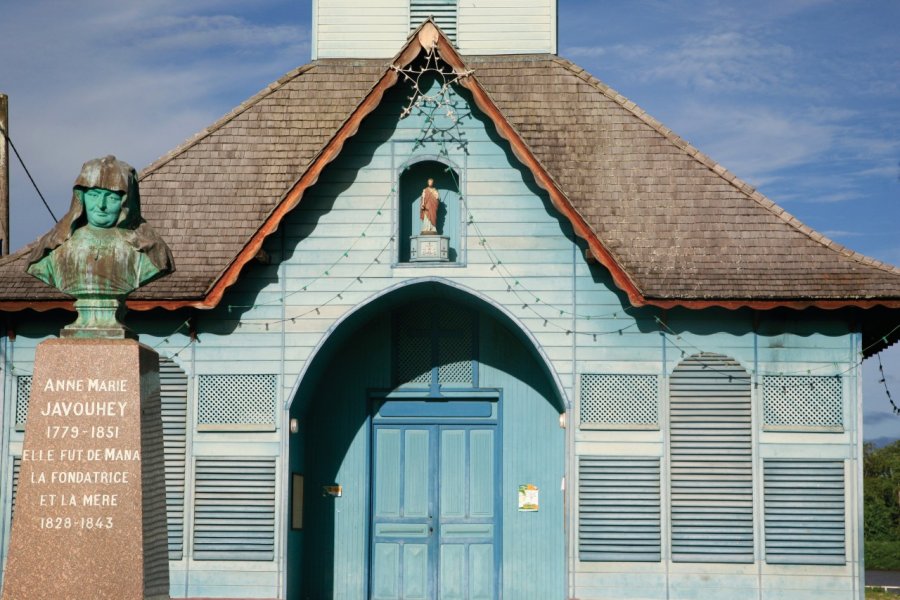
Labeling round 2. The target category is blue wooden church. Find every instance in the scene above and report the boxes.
[2,2,900,599]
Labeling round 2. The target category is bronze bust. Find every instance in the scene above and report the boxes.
[26,155,174,338]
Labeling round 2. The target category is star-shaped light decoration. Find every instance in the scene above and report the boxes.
[391,48,473,121]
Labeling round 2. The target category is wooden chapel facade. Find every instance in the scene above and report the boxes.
[1,3,900,599]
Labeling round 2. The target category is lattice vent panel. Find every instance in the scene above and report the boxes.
[764,376,843,429]
[197,374,277,429]
[193,457,276,561]
[395,302,476,386]
[410,0,458,42]
[580,374,658,427]
[397,335,432,384]
[396,302,432,385]
[15,376,32,428]
[438,304,474,384]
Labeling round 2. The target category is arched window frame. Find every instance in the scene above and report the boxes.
[392,153,467,267]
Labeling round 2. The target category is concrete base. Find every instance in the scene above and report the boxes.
[2,339,170,600]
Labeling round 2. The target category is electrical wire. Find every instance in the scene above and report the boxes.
[0,124,58,223]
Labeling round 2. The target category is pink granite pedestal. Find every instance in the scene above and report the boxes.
[2,339,169,600]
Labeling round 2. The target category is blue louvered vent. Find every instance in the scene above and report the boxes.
[15,375,31,430]
[160,357,188,560]
[11,456,21,519]
[193,457,276,561]
[410,0,457,42]
[764,460,846,565]
[579,457,661,562]
[670,353,753,563]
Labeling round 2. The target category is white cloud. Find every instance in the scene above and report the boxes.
[662,101,837,181]
[640,31,795,93]
[0,0,310,250]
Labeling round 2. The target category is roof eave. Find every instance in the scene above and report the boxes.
[2,295,900,315]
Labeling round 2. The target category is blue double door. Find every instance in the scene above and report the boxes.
[370,404,499,599]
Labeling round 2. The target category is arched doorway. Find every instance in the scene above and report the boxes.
[285,281,566,599]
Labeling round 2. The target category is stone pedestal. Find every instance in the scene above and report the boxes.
[410,233,450,262]
[2,339,169,600]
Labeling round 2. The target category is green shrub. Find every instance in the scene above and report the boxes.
[865,540,900,571]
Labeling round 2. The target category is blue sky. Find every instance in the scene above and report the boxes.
[0,0,898,440]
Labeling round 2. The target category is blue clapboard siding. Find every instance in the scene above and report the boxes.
[193,457,277,561]
[578,457,661,562]
[669,353,754,563]
[764,460,846,565]
[479,315,565,599]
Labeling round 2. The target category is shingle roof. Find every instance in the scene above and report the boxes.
[1,27,898,310]
[471,54,900,302]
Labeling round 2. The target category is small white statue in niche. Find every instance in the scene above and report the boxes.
[410,176,450,262]
[420,178,440,235]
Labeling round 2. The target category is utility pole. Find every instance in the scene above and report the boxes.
[0,93,9,256]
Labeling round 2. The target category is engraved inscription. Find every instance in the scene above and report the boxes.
[22,377,138,532]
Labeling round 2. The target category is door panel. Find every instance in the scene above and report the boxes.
[372,543,401,600]
[437,428,495,600]
[403,544,429,599]
[469,544,493,600]
[404,430,430,518]
[372,420,498,599]
[372,426,435,600]
[440,430,467,519]
[468,430,494,518]
[439,544,465,600]
[374,428,403,518]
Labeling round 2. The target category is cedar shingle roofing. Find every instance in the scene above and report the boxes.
[1,23,899,311]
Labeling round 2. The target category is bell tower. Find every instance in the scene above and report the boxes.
[312,0,557,59]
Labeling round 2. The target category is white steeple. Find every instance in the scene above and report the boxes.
[312,0,557,59]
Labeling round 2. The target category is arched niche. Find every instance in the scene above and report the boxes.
[397,158,463,263]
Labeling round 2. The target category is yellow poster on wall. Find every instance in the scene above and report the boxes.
[518,484,539,511]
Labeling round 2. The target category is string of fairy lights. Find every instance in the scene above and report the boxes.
[2,48,898,408]
[877,352,900,415]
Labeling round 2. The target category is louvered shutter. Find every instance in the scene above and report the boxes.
[160,357,188,559]
[193,457,277,561]
[11,456,21,519]
[410,0,457,42]
[579,457,661,561]
[670,353,753,563]
[764,460,845,564]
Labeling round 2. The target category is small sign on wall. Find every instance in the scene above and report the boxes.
[518,484,539,511]
[322,485,342,498]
